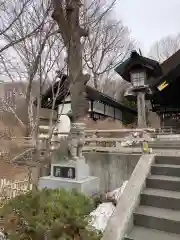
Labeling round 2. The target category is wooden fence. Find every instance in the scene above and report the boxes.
[0,178,32,206]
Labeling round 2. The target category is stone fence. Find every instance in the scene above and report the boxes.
[84,128,156,150]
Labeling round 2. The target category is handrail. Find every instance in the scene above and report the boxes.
[102,154,155,240]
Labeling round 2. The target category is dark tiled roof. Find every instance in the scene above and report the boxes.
[115,51,162,82]
[150,50,180,109]
[161,49,180,76]
[148,50,180,89]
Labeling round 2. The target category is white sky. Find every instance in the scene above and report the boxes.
[115,0,180,53]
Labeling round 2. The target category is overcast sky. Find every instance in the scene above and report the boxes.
[115,0,180,53]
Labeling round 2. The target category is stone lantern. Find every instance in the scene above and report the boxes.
[115,51,162,128]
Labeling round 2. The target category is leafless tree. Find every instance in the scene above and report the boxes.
[0,0,134,187]
[0,0,66,135]
[99,75,130,100]
[0,0,133,129]
[0,0,69,186]
[84,15,134,89]
[149,34,180,62]
[0,0,52,54]
[51,0,134,120]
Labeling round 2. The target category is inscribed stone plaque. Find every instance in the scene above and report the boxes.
[53,166,76,179]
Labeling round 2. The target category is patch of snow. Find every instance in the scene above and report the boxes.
[120,131,155,147]
[90,202,115,232]
[0,232,6,240]
[121,140,133,147]
[89,181,128,232]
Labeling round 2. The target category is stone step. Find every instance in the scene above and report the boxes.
[151,164,180,177]
[147,175,180,191]
[149,143,180,149]
[149,140,180,146]
[134,205,180,234]
[155,156,180,165]
[125,226,180,240]
[141,188,180,210]
[150,141,180,144]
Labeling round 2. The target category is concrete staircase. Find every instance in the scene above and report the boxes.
[125,156,180,239]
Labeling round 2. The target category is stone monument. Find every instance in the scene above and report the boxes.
[38,122,99,196]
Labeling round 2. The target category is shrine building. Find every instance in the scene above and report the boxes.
[37,74,136,123]
[150,49,180,129]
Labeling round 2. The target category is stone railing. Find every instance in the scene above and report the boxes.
[36,128,156,153]
[84,128,156,150]
[156,126,180,134]
[102,154,155,240]
[85,137,122,148]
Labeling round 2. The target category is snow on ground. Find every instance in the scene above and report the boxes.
[89,181,128,232]
[0,232,6,240]
[120,131,155,147]
[90,202,116,232]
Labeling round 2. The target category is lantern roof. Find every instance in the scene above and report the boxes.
[115,51,162,82]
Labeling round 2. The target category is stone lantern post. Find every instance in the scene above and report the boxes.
[115,51,162,128]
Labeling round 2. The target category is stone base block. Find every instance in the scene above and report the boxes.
[51,158,90,181]
[38,176,99,196]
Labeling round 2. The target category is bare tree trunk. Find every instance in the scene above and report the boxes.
[52,0,89,122]
[66,1,89,122]
[68,43,89,121]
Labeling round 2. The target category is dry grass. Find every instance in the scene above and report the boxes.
[0,111,28,181]
[0,162,29,180]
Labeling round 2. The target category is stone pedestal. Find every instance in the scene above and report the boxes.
[38,175,99,196]
[38,159,99,196]
[38,122,99,196]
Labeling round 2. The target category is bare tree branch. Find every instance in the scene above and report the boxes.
[149,34,180,62]
[0,0,51,54]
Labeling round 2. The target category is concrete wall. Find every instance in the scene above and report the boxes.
[84,152,140,193]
